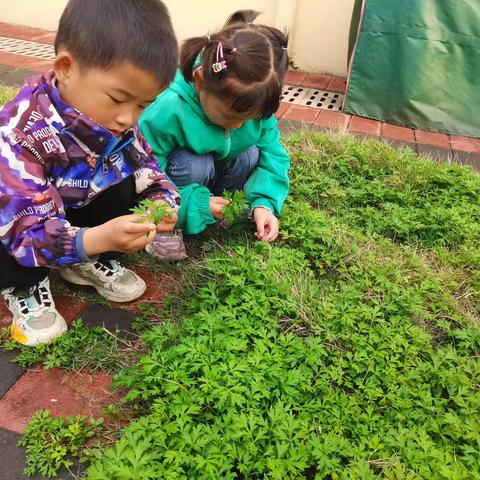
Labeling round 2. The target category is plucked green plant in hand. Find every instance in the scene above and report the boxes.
[222,190,249,225]
[19,410,104,478]
[130,199,172,226]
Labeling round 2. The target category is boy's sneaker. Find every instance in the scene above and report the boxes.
[59,260,146,303]
[145,230,188,262]
[3,277,67,346]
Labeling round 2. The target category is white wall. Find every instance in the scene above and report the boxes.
[0,0,355,76]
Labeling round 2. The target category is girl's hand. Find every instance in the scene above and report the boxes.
[253,207,279,243]
[210,196,230,219]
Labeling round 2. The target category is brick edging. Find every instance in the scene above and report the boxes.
[281,71,480,155]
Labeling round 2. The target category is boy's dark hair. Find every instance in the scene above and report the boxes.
[55,0,178,87]
[180,10,289,119]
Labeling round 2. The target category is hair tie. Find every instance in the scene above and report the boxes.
[282,46,288,50]
[212,41,228,73]
[231,47,237,53]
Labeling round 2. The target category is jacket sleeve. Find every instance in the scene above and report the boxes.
[139,108,216,234]
[245,115,290,216]
[0,132,93,268]
[131,126,181,212]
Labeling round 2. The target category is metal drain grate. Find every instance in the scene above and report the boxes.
[0,36,55,60]
[281,84,344,111]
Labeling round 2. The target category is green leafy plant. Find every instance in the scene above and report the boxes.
[85,133,480,479]
[222,189,249,225]
[19,410,104,478]
[130,199,173,226]
[14,132,480,479]
[1,319,141,374]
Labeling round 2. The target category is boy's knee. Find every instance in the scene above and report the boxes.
[167,149,215,186]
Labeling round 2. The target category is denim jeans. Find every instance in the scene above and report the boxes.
[166,145,260,195]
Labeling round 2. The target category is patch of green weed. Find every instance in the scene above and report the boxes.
[18,132,480,479]
[19,410,103,478]
[1,319,142,374]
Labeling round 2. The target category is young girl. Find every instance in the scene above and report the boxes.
[139,10,290,259]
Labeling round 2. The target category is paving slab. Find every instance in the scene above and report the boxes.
[302,73,331,90]
[0,367,117,434]
[0,298,11,328]
[327,76,348,94]
[350,116,382,136]
[416,130,450,149]
[79,303,136,336]
[417,143,454,163]
[380,137,418,153]
[0,428,84,480]
[0,65,32,86]
[451,150,480,172]
[54,295,88,326]
[0,349,25,399]
[126,265,169,306]
[284,70,307,85]
[0,22,55,44]
[275,101,291,120]
[381,123,415,143]
[314,110,351,130]
[450,135,480,154]
[283,104,320,124]
[278,118,325,137]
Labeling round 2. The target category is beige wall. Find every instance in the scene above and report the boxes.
[290,0,354,75]
[0,0,67,31]
[0,0,354,76]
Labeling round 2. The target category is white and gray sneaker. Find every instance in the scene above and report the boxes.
[59,260,146,303]
[3,277,67,346]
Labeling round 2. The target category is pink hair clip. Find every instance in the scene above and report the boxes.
[212,42,227,73]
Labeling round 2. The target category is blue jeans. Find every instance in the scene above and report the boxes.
[166,145,259,195]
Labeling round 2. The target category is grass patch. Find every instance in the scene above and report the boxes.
[17,132,480,478]
[1,319,144,374]
[0,83,19,105]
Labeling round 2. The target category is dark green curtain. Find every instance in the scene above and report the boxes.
[344,0,480,138]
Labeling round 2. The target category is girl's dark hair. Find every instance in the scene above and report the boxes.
[55,0,178,87]
[180,10,289,119]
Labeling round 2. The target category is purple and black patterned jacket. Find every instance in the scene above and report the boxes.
[0,71,180,268]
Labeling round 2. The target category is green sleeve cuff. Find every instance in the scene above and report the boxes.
[177,185,217,235]
[250,198,277,216]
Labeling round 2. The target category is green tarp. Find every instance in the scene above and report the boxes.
[344,0,480,138]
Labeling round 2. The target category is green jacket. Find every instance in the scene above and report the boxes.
[139,71,290,235]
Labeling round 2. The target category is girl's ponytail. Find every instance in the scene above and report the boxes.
[225,9,260,26]
[180,36,211,81]
[179,10,290,119]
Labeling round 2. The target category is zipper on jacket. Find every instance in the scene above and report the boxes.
[223,129,232,159]
[102,158,108,174]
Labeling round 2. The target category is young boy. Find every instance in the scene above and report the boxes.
[0,0,180,346]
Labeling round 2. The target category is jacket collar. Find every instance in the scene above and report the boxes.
[45,70,134,157]
[169,70,214,126]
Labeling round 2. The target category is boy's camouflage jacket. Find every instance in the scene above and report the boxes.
[0,71,180,268]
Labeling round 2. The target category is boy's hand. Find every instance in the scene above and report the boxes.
[152,200,178,232]
[253,207,279,243]
[83,215,157,256]
[210,196,230,219]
